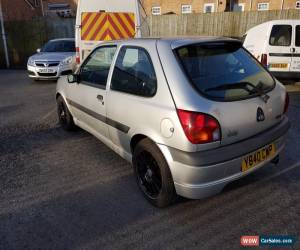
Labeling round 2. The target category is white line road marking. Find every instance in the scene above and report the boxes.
[41,108,56,121]
[259,160,300,183]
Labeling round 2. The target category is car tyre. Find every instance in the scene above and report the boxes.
[133,138,176,208]
[57,96,76,131]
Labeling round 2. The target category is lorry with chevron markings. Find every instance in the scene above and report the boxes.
[75,0,145,64]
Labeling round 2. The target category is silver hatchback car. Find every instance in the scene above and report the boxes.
[56,38,290,207]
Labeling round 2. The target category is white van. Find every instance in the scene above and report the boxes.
[243,20,300,79]
[75,0,144,64]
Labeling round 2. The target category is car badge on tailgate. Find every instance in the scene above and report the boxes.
[257,107,265,122]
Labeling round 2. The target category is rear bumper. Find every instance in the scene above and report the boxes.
[158,117,290,199]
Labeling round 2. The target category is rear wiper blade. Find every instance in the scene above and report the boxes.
[205,81,270,103]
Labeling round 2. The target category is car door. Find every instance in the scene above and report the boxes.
[67,45,117,139]
[106,46,158,154]
[268,24,293,73]
[290,23,300,72]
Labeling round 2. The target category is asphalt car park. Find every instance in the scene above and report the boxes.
[0,70,299,249]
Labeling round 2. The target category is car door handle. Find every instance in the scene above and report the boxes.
[291,48,296,53]
[97,95,104,105]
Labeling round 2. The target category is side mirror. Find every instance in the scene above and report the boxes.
[67,73,80,83]
[36,48,41,53]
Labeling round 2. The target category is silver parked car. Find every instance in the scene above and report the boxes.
[56,38,290,207]
[27,38,76,80]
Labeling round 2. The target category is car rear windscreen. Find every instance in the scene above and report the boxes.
[175,42,275,101]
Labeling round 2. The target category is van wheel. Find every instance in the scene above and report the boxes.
[133,138,176,208]
[56,96,76,131]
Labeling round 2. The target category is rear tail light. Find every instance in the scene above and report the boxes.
[76,47,80,64]
[261,53,268,68]
[177,109,221,144]
[284,93,289,114]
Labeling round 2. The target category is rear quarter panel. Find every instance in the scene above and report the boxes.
[106,40,198,156]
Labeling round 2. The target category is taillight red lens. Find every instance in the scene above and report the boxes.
[76,47,80,64]
[284,93,289,114]
[177,109,221,144]
[261,54,268,67]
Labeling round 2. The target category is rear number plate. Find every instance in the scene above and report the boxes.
[269,63,288,69]
[242,143,276,172]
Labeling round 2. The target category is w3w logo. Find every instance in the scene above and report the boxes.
[241,236,260,247]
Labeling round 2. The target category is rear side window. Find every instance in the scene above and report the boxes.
[295,26,300,47]
[269,25,292,46]
[175,42,275,102]
[111,47,157,97]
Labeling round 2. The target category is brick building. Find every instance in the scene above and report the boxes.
[0,0,78,21]
[143,0,300,15]
[227,0,300,11]
[2,0,300,21]
[142,0,226,15]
